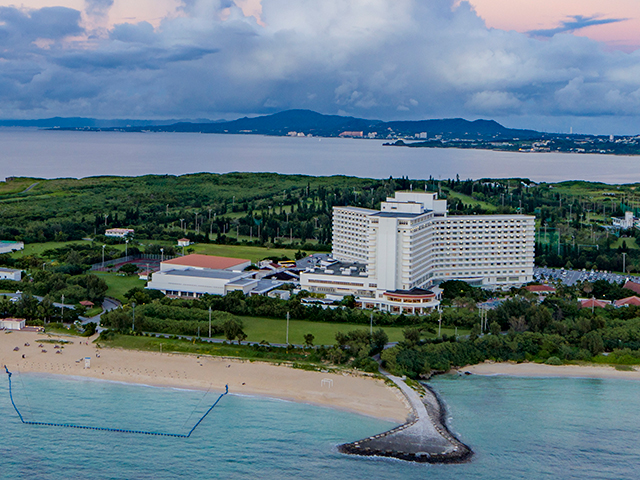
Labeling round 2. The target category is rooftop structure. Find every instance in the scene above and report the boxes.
[614,296,640,307]
[0,267,21,281]
[612,211,639,230]
[0,241,24,254]
[0,318,25,330]
[624,280,640,295]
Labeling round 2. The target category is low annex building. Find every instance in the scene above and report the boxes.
[105,228,134,238]
[0,267,21,281]
[0,318,26,330]
[0,241,24,254]
[147,254,254,298]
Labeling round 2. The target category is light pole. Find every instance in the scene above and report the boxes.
[209,306,212,338]
[125,239,129,257]
[160,248,164,262]
[61,294,65,324]
[370,311,373,337]
[286,311,290,345]
[623,252,627,275]
[131,301,136,333]
[102,244,106,267]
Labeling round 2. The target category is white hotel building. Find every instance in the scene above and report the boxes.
[300,191,535,314]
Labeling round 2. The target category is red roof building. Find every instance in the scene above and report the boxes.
[580,298,610,309]
[524,285,556,294]
[623,280,640,295]
[614,296,640,307]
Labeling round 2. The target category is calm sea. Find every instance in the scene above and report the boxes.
[0,128,639,183]
[1,373,639,479]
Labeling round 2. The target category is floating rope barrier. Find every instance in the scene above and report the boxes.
[4,365,228,438]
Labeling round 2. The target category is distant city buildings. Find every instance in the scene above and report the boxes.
[300,191,535,313]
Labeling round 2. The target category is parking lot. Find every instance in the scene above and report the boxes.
[534,266,639,286]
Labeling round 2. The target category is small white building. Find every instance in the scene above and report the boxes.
[0,318,25,330]
[0,267,21,281]
[0,241,24,254]
[105,228,134,238]
[177,238,191,247]
[612,211,639,230]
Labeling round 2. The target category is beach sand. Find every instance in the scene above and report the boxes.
[462,361,640,380]
[0,330,410,423]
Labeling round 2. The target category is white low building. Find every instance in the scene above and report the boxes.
[0,241,24,254]
[105,228,134,238]
[147,254,258,298]
[0,318,25,330]
[612,211,639,230]
[0,267,21,281]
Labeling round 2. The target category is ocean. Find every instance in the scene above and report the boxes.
[0,128,639,183]
[1,372,639,479]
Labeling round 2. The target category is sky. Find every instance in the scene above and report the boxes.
[1,0,640,134]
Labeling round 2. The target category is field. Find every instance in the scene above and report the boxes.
[93,272,146,302]
[219,316,411,345]
[610,237,639,250]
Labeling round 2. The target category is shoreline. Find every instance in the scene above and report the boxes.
[1,331,410,424]
[460,361,640,380]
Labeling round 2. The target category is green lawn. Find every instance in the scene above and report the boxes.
[12,240,131,259]
[190,244,320,263]
[93,272,146,302]
[610,237,639,250]
[208,315,464,346]
[444,191,497,212]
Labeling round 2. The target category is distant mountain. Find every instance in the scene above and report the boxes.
[0,117,221,128]
[0,109,545,140]
[118,109,543,140]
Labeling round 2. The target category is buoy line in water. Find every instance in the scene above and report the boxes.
[4,365,228,438]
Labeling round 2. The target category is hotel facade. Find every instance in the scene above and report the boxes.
[300,191,535,314]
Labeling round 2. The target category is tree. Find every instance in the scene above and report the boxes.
[119,263,139,275]
[371,328,389,355]
[490,321,501,336]
[222,318,244,342]
[402,327,421,346]
[236,331,247,344]
[303,333,315,347]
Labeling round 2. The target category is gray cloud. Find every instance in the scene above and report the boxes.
[2,0,640,133]
[85,0,114,17]
[528,15,626,38]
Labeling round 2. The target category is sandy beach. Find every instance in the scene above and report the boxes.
[462,361,640,380]
[0,330,410,423]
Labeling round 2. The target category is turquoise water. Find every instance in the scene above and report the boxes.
[1,373,640,479]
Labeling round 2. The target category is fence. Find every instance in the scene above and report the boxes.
[90,253,182,271]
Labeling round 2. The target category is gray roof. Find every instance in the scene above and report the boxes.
[0,267,20,273]
[371,211,426,218]
[308,261,368,277]
[163,269,244,280]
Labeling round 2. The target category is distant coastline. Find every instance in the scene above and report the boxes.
[460,362,640,380]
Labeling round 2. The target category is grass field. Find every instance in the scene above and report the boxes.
[444,190,497,211]
[93,272,146,302]
[610,237,639,250]
[227,315,462,345]
[98,334,331,365]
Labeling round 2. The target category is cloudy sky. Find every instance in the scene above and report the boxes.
[2,0,640,133]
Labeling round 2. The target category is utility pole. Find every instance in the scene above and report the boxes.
[132,302,135,332]
[104,213,108,226]
[370,312,373,337]
[438,309,442,337]
[286,312,290,345]
[209,306,212,338]
[102,244,106,267]
[61,294,65,323]
[623,252,627,275]
[160,247,164,262]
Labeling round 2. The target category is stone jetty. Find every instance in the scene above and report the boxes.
[338,374,472,463]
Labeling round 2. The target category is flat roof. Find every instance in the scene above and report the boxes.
[308,261,368,277]
[163,269,244,280]
[163,254,249,270]
[0,267,20,273]
[334,206,376,214]
[371,211,425,218]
